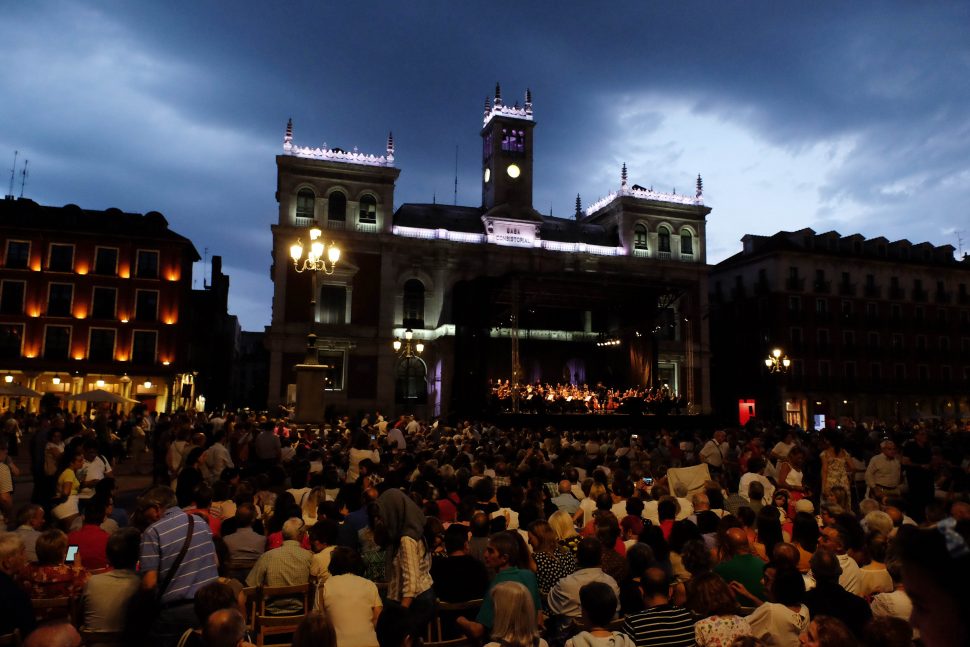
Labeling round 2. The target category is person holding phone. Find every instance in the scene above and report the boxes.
[19,528,90,620]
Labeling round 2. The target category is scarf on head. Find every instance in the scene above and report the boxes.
[376,487,426,543]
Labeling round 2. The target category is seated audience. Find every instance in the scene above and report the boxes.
[0,532,35,638]
[79,527,141,634]
[565,581,633,647]
[19,528,90,618]
[67,500,110,570]
[743,567,809,647]
[483,580,548,647]
[622,567,695,647]
[687,572,752,647]
[322,547,383,647]
[548,537,620,620]
[245,517,312,615]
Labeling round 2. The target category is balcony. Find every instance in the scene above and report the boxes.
[680,252,695,262]
[633,248,650,258]
[657,251,672,261]
[325,219,346,231]
[786,277,805,291]
[864,285,881,298]
[294,216,315,228]
[813,280,831,294]
[355,222,378,233]
[838,282,856,297]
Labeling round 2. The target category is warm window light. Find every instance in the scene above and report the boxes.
[143,380,152,388]
[166,272,179,281]
[52,375,61,385]
[116,354,128,361]
[24,351,36,359]
[96,378,105,387]
[75,264,89,275]
[30,262,40,271]
[119,266,130,279]
[74,354,84,360]
[162,360,170,366]
[3,374,12,384]
[119,315,129,323]
[164,317,176,325]
[28,308,40,318]
[74,311,87,319]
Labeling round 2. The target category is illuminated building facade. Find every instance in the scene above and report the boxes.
[0,197,200,412]
[709,228,970,426]
[268,85,713,419]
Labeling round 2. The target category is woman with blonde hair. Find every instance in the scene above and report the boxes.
[302,486,328,526]
[484,581,547,647]
[528,519,577,601]
[575,480,607,527]
[549,509,581,554]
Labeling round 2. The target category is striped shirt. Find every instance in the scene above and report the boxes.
[387,536,433,602]
[623,604,696,647]
[140,507,219,605]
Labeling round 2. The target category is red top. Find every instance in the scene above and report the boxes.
[67,524,110,570]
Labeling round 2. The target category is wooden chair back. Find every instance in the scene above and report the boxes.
[426,598,483,644]
[31,596,74,624]
[241,586,260,633]
[79,629,126,646]
[258,583,310,616]
[255,614,305,647]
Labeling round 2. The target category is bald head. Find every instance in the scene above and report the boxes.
[204,608,247,647]
[726,527,750,554]
[772,542,800,570]
[559,480,572,494]
[24,623,81,647]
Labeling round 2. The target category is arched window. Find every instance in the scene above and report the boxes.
[359,195,377,224]
[403,279,425,327]
[319,285,346,324]
[395,356,427,404]
[658,226,671,253]
[680,229,693,255]
[296,188,315,221]
[328,191,346,222]
[634,224,648,251]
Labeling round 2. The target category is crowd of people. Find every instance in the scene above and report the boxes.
[0,406,967,647]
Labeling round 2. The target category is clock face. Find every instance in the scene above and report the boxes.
[484,168,491,183]
[506,163,521,179]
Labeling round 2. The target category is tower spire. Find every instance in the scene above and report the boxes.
[494,82,502,108]
[484,96,491,118]
[386,131,394,155]
[696,173,703,199]
[525,88,533,116]
[284,118,293,145]
[621,163,628,189]
[575,193,582,219]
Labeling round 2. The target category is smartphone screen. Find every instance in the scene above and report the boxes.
[642,477,654,485]
[66,545,79,563]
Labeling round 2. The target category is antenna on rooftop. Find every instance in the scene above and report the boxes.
[18,158,29,198]
[454,145,459,206]
[958,230,966,258]
[5,151,17,199]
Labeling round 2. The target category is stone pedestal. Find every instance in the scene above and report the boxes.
[294,363,328,423]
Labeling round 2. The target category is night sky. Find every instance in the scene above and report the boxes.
[2,1,968,330]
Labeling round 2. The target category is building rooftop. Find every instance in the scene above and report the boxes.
[0,197,201,260]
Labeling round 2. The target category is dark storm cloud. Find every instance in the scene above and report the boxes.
[2,1,968,328]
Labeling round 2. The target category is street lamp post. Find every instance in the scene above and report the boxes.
[764,347,791,422]
[392,328,424,408]
[289,227,340,274]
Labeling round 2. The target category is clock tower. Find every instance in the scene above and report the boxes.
[481,84,541,221]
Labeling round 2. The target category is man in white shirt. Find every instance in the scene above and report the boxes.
[203,429,234,484]
[405,415,420,435]
[738,456,775,503]
[816,524,863,596]
[865,440,901,499]
[387,425,407,450]
[699,430,728,473]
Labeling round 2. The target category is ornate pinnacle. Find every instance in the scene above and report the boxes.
[284,118,293,144]
[387,131,395,155]
[525,88,533,115]
[494,82,502,107]
[575,194,582,218]
[696,174,703,198]
[484,96,491,117]
[621,163,628,188]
